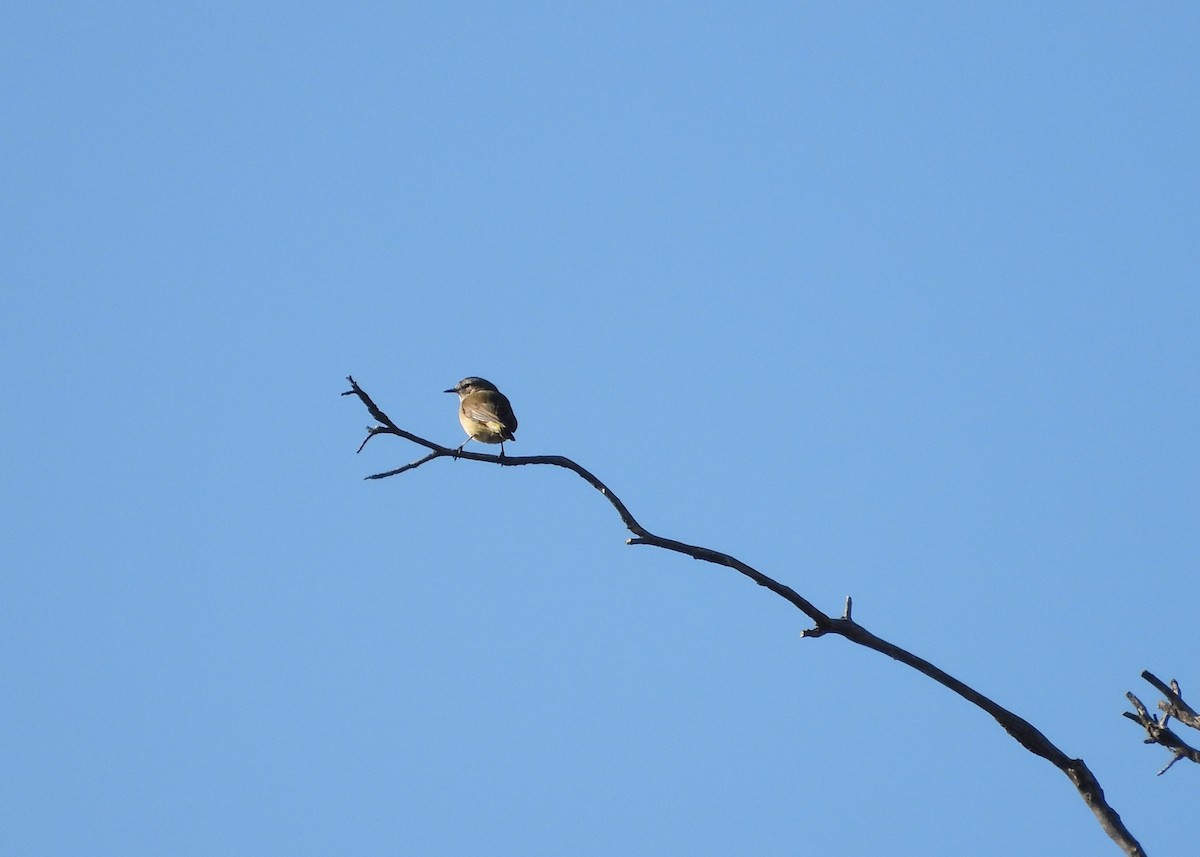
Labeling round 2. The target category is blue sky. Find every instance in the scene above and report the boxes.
[3,3,1197,855]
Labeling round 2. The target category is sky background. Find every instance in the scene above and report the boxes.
[3,3,1198,855]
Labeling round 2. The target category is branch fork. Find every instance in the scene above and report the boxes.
[1124,671,1200,775]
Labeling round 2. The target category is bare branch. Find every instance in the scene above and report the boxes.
[343,376,494,476]
[1124,675,1200,775]
[345,379,1147,857]
[1141,671,1200,731]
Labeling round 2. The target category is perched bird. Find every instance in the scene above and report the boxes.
[444,376,518,457]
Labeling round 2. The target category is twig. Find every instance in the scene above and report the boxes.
[1141,671,1200,730]
[1124,674,1200,775]
[344,376,1147,857]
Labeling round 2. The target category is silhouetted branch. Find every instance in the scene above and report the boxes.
[1124,673,1200,775]
[1141,671,1200,730]
[344,376,1146,857]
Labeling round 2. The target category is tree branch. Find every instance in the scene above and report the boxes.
[1124,673,1200,775]
[1140,671,1200,731]
[343,376,1146,857]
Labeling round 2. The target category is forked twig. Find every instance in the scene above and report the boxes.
[1124,672,1200,775]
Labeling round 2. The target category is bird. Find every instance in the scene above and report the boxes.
[444,376,518,457]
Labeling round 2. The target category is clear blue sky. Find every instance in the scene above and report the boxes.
[3,4,1197,855]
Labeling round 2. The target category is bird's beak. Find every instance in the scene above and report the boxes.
[444,388,456,394]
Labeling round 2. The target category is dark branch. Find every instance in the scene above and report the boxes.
[1141,671,1200,731]
[344,377,1146,857]
[1124,674,1200,775]
[342,376,509,473]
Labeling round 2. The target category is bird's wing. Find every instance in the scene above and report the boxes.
[463,400,504,425]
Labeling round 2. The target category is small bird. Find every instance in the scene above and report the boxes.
[444,376,518,457]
